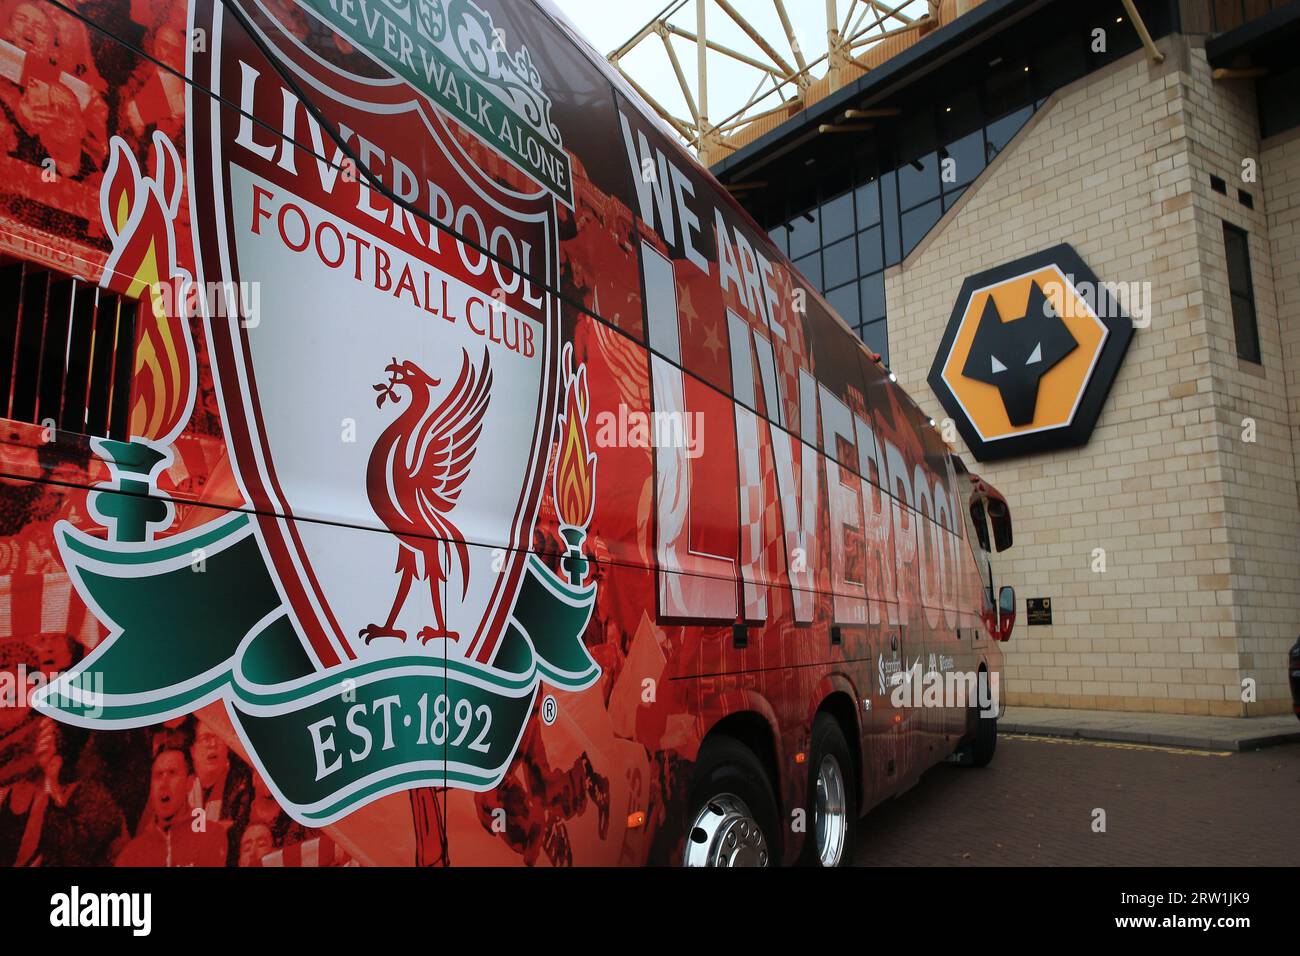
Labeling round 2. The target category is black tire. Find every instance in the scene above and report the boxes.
[800,713,858,867]
[683,734,781,867]
[966,673,998,767]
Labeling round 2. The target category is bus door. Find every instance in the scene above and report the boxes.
[962,477,1014,710]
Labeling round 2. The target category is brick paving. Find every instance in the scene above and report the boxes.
[853,735,1300,866]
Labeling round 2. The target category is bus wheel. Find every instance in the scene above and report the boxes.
[800,713,857,867]
[965,688,998,767]
[683,735,780,867]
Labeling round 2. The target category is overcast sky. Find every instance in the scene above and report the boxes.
[550,0,928,139]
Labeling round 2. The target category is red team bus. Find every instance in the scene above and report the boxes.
[0,0,1013,867]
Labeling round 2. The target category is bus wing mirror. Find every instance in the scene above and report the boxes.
[986,498,1013,552]
[996,586,1016,642]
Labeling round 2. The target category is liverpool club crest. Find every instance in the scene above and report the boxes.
[34,0,600,826]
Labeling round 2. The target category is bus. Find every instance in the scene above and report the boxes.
[0,0,1014,868]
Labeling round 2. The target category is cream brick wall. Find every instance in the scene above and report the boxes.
[885,37,1300,716]
[1181,48,1300,717]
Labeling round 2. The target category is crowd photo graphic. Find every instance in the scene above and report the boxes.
[0,0,352,868]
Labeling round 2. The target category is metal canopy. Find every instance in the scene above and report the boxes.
[607,0,931,164]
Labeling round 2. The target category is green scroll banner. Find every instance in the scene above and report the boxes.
[32,513,599,824]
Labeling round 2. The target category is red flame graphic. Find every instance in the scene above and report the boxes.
[100,132,194,444]
[554,347,596,529]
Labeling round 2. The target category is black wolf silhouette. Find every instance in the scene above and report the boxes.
[961,280,1078,426]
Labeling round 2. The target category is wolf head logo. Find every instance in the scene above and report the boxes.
[961,280,1078,427]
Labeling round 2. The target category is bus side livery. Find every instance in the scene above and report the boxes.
[0,0,1013,867]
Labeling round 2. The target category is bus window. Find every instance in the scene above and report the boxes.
[969,498,992,554]
[966,497,996,622]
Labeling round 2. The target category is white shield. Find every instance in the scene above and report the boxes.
[188,0,562,670]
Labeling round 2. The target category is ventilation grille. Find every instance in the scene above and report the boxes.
[1,258,137,442]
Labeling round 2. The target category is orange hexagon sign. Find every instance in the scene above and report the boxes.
[927,245,1134,461]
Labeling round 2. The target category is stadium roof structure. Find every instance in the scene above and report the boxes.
[605,0,1165,172]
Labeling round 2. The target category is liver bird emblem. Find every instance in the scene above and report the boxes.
[361,348,493,645]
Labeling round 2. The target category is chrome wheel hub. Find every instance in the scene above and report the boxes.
[683,794,770,867]
[814,754,848,867]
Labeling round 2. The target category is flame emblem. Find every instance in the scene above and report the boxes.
[554,343,596,531]
[99,131,196,446]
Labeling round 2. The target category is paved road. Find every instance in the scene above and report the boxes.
[853,734,1300,866]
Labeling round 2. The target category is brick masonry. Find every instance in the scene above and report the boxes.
[885,36,1300,716]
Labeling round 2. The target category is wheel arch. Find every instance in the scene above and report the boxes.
[702,709,782,813]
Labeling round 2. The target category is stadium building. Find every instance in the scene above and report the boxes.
[620,0,1300,716]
